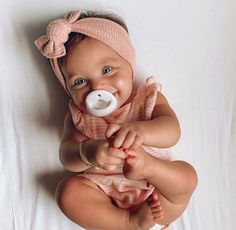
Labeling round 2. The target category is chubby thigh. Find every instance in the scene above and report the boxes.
[55,176,130,230]
[56,176,174,229]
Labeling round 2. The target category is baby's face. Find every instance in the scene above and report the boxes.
[62,37,133,113]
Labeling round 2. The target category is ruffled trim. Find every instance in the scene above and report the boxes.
[133,76,162,120]
[69,100,108,139]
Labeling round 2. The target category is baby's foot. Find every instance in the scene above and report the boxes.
[123,149,150,180]
[129,192,164,230]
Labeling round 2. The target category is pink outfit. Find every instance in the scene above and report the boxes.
[70,77,171,209]
[35,10,170,229]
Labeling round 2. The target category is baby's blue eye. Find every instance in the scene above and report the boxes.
[102,66,112,75]
[74,78,88,86]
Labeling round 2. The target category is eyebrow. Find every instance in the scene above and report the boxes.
[96,56,119,67]
[67,56,119,80]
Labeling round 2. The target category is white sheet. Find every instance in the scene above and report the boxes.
[1,1,236,229]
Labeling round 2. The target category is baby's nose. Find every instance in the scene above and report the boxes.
[90,78,107,90]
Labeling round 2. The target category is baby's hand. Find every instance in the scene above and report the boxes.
[105,123,144,150]
[85,139,127,171]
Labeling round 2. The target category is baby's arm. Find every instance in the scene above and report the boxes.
[59,112,126,172]
[106,92,181,149]
[59,111,90,172]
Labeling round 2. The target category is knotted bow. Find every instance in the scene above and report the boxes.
[35,11,81,58]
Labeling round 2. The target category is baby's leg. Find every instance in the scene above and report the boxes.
[124,148,198,225]
[56,176,164,230]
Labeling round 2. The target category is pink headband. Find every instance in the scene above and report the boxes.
[34,10,136,92]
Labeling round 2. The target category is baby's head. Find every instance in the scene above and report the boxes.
[35,10,136,114]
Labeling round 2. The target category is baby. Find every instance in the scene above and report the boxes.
[35,10,198,230]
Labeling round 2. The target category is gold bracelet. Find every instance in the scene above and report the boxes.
[79,142,93,168]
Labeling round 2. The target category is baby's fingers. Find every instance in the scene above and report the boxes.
[102,155,124,171]
[120,131,136,149]
[124,149,137,157]
[105,123,121,139]
[130,135,143,150]
[103,164,119,171]
[109,148,127,159]
[105,156,124,165]
[112,129,129,148]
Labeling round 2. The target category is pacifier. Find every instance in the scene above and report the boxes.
[85,90,117,117]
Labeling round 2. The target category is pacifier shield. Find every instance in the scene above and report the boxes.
[85,90,117,117]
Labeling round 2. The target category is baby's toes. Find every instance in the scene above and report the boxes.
[152,205,164,218]
[149,200,161,208]
[153,211,164,220]
[151,204,162,213]
[151,192,159,201]
[147,197,160,209]
[125,157,136,166]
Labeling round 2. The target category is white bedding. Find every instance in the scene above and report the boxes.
[1,1,236,229]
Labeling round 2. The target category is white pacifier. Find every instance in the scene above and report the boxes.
[85,90,118,117]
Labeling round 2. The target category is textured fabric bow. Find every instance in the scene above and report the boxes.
[35,11,81,58]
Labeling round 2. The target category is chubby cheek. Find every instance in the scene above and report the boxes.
[72,90,87,111]
[116,78,133,105]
